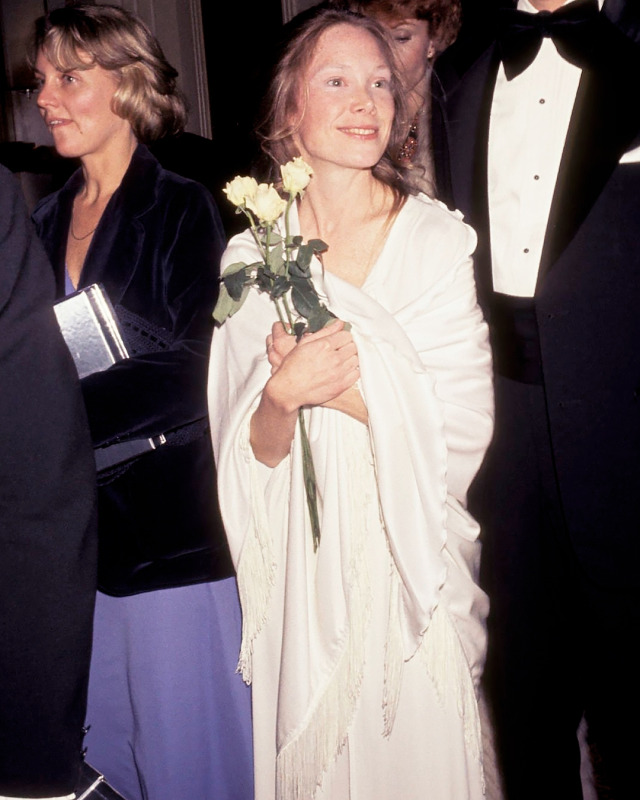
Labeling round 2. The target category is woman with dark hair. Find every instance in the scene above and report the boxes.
[31,5,252,800]
[328,0,462,191]
[209,8,492,800]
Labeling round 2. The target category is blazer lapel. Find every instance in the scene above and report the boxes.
[449,46,500,305]
[537,13,640,284]
[78,191,144,305]
[36,172,79,296]
[78,145,156,305]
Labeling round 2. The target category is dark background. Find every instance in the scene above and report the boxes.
[200,0,283,231]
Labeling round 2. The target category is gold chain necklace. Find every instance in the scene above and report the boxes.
[70,217,98,241]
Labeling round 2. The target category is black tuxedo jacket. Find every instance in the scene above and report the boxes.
[432,0,640,587]
[33,145,234,595]
[0,166,97,795]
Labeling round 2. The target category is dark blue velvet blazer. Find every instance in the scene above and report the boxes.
[432,0,640,588]
[33,144,234,594]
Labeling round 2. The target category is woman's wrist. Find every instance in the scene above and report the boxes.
[250,377,300,467]
[263,371,301,418]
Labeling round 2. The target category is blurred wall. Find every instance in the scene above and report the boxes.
[0,0,211,145]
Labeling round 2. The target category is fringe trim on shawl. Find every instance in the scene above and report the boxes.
[236,423,278,684]
[419,604,484,787]
[382,557,404,737]
[275,422,374,800]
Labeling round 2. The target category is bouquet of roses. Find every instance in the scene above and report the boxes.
[214,157,341,550]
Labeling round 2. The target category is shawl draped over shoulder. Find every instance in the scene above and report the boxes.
[208,194,494,799]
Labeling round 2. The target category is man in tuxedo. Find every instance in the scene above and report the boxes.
[432,1,640,797]
[0,166,97,799]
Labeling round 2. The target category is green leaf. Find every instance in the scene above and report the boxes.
[306,306,337,333]
[295,243,314,271]
[220,260,250,278]
[255,266,273,293]
[308,238,328,254]
[287,259,307,279]
[223,266,251,301]
[271,275,290,298]
[213,283,249,324]
[266,241,285,274]
[290,274,322,319]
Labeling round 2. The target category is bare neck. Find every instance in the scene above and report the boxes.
[528,0,569,11]
[297,171,395,288]
[406,72,430,121]
[79,134,138,204]
[298,167,387,236]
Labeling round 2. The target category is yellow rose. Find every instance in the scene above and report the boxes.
[280,157,313,197]
[223,175,258,207]
[245,183,287,224]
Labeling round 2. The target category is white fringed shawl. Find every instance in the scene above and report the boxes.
[208,195,494,800]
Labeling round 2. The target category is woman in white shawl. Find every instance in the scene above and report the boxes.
[208,8,493,800]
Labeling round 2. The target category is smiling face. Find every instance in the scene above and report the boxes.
[291,23,395,177]
[35,49,134,161]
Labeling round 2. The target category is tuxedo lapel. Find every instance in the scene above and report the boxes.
[434,31,503,305]
[470,52,502,305]
[537,14,640,284]
[603,0,640,43]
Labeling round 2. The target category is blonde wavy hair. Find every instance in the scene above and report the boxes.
[32,3,186,143]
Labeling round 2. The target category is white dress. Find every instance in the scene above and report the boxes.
[208,194,494,800]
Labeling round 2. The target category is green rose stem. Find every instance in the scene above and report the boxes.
[246,205,322,549]
[281,196,297,330]
[218,163,326,550]
[284,194,321,549]
[298,406,321,551]
[268,292,320,550]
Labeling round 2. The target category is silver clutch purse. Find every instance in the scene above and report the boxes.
[54,283,165,471]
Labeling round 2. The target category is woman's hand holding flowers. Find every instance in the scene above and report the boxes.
[266,321,368,424]
[266,323,295,373]
[219,158,358,546]
[251,319,361,469]
[266,320,359,413]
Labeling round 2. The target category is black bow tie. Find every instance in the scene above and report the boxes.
[497,0,600,80]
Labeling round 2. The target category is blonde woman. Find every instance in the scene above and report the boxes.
[31,5,252,799]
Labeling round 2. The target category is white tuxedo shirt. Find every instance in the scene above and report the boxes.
[488,0,606,296]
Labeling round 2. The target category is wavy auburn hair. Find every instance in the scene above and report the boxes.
[32,3,186,142]
[260,8,420,201]
[329,0,462,56]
